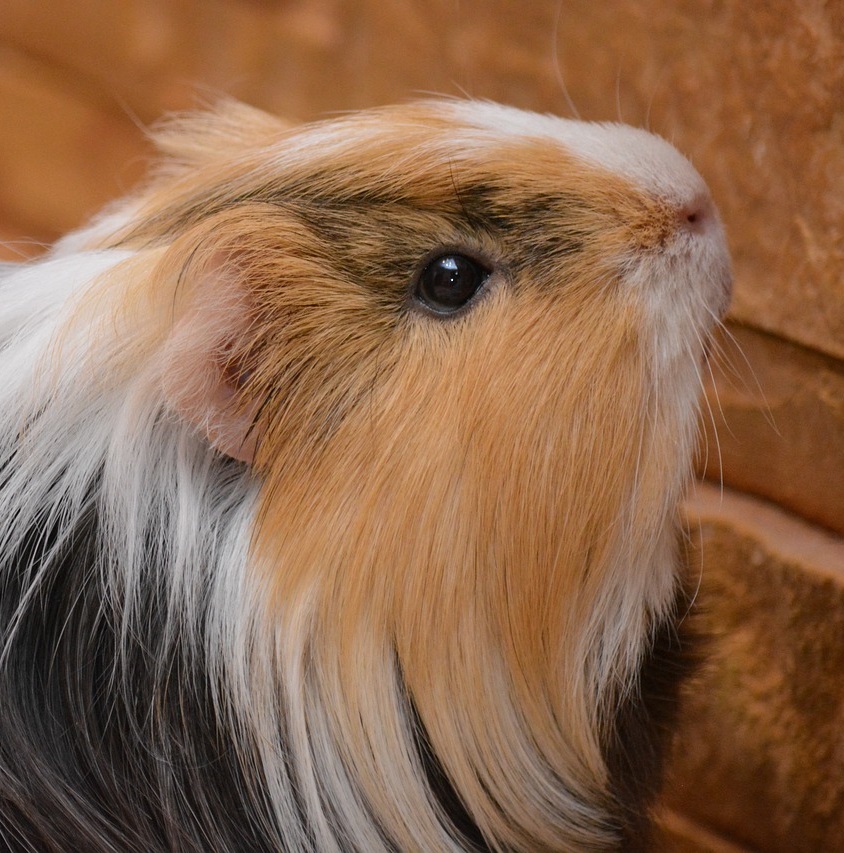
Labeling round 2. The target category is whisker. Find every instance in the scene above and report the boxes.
[708,313,778,433]
[615,63,625,124]
[644,66,667,133]
[551,1,582,119]
[678,482,705,626]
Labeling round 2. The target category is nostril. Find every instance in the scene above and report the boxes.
[679,195,712,231]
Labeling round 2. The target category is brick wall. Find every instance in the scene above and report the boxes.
[1,2,842,849]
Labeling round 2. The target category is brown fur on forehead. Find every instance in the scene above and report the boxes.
[112,101,676,270]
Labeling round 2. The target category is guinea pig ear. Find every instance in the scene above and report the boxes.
[160,260,262,464]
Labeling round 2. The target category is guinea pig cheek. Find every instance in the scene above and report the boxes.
[160,268,263,464]
[615,235,726,376]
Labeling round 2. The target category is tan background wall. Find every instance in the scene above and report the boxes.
[1,2,842,850]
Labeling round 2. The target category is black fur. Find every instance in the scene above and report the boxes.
[0,485,493,852]
[601,582,699,852]
[0,487,293,852]
[408,700,491,853]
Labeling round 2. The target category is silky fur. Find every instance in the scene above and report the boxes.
[0,100,730,851]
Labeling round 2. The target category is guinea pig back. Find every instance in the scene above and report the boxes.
[0,100,731,852]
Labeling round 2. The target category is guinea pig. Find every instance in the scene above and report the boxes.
[0,99,731,852]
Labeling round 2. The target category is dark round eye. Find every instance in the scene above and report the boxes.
[414,253,492,314]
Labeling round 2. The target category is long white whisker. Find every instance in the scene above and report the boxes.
[551,1,582,119]
[709,312,779,433]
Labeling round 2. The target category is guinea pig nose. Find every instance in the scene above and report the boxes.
[678,193,714,231]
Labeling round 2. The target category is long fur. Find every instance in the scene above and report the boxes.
[0,100,730,851]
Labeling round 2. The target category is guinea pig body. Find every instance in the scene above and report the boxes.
[0,100,730,852]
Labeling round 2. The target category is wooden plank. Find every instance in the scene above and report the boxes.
[697,322,844,534]
[0,0,349,122]
[656,809,755,853]
[666,484,844,851]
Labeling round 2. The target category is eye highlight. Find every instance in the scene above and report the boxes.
[414,253,492,315]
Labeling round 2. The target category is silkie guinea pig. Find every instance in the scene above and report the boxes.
[0,100,731,852]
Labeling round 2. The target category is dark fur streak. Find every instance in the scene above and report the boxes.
[601,581,700,852]
[406,701,491,852]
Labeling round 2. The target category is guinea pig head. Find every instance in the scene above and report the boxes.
[122,100,731,849]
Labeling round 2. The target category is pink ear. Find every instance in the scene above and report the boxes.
[161,265,262,464]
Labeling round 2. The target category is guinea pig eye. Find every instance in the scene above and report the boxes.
[414,253,492,315]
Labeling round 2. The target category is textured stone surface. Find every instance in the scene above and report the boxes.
[697,322,844,534]
[668,483,844,851]
[1,0,843,359]
[547,1,844,362]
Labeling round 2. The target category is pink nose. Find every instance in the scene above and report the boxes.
[678,193,715,232]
